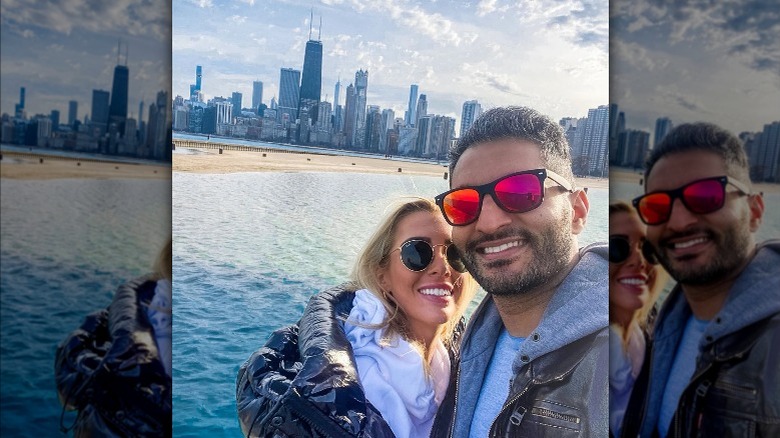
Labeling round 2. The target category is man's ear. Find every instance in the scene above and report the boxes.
[570,189,589,235]
[748,192,764,232]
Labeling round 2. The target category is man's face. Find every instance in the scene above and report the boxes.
[449,139,582,296]
[644,150,762,285]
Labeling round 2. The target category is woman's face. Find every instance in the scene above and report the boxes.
[610,211,655,317]
[378,211,467,340]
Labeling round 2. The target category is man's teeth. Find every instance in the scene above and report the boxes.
[419,288,451,297]
[619,278,646,285]
[483,240,520,254]
[673,237,708,249]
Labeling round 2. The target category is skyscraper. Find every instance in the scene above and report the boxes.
[580,105,610,176]
[252,81,264,112]
[654,117,673,146]
[91,89,110,126]
[278,67,301,126]
[50,110,60,131]
[190,65,203,101]
[406,84,418,127]
[353,69,368,146]
[109,63,129,132]
[68,100,78,125]
[334,77,341,107]
[414,94,427,128]
[460,100,482,138]
[15,87,25,119]
[343,83,357,147]
[299,37,323,124]
[231,92,242,121]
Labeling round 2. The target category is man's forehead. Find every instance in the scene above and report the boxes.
[646,150,728,191]
[452,139,544,186]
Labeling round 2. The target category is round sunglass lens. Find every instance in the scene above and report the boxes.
[400,240,432,271]
[446,245,467,273]
[609,237,631,264]
[494,173,543,213]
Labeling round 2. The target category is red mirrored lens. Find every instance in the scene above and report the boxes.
[638,192,672,225]
[494,173,543,212]
[442,189,480,225]
[683,179,725,213]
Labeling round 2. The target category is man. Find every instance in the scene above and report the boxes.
[431,106,609,436]
[623,122,779,437]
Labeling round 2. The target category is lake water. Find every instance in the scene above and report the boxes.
[0,177,171,435]
[171,170,609,436]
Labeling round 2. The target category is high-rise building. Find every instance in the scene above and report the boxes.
[654,117,673,146]
[414,94,428,128]
[190,65,203,101]
[364,106,382,151]
[580,105,610,176]
[68,100,78,125]
[343,83,357,147]
[15,87,26,119]
[353,69,368,147]
[50,110,60,131]
[108,63,129,133]
[460,100,482,138]
[299,39,323,124]
[91,89,111,126]
[749,121,780,182]
[334,78,341,108]
[252,81,264,112]
[620,129,651,168]
[406,84,419,127]
[278,67,301,126]
[231,92,242,121]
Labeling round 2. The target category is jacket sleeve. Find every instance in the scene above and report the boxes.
[54,308,112,410]
[236,324,303,437]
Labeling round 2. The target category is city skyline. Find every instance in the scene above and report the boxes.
[611,0,780,135]
[0,0,171,121]
[172,0,609,131]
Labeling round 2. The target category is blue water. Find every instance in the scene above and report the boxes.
[0,178,171,435]
[171,171,608,436]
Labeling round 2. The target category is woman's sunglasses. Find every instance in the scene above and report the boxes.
[632,176,750,225]
[609,236,658,265]
[434,169,573,226]
[389,239,467,273]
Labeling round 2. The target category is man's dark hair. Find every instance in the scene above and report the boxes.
[645,122,751,186]
[450,106,575,186]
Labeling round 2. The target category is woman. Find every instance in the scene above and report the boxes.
[608,202,665,435]
[55,238,173,437]
[237,198,476,437]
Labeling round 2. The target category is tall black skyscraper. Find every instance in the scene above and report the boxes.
[298,13,323,127]
[108,65,129,126]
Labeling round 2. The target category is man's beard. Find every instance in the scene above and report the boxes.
[461,210,574,296]
[655,216,753,286]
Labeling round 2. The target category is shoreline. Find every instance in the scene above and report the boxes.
[172,146,611,190]
[1,151,170,180]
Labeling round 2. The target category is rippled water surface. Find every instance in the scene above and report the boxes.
[172,171,608,436]
[0,178,171,435]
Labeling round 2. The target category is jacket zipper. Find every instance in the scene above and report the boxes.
[671,361,712,437]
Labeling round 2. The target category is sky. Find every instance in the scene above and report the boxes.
[0,0,171,122]
[172,0,609,132]
[611,0,780,139]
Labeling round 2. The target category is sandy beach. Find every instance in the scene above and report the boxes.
[0,152,170,180]
[173,146,611,190]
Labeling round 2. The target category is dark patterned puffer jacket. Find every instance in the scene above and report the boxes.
[55,275,172,437]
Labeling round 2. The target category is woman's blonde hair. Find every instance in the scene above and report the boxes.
[152,237,172,281]
[350,198,477,364]
[609,202,667,344]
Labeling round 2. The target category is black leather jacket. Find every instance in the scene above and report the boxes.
[55,275,172,437]
[621,240,780,437]
[236,284,463,437]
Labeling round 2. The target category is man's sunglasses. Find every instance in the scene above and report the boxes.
[388,239,467,273]
[609,236,658,265]
[434,169,574,226]
[632,176,750,225]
